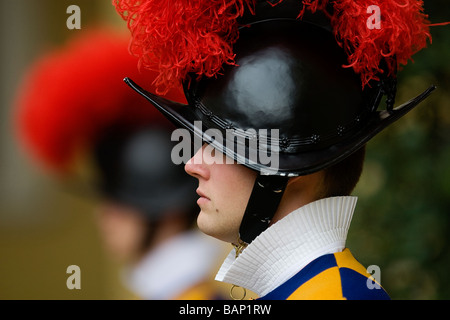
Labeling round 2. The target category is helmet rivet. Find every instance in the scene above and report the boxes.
[311,134,320,144]
[279,137,290,151]
[225,122,234,130]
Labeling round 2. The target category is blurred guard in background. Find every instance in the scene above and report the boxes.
[13,29,226,300]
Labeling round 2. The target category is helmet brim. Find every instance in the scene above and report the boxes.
[124,77,435,176]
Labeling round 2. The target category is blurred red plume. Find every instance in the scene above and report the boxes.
[14,28,186,174]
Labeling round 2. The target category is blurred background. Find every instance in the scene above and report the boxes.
[348,0,450,299]
[0,0,141,300]
[0,0,449,299]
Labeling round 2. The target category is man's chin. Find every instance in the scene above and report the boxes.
[196,214,236,244]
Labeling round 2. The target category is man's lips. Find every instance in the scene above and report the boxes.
[196,188,210,206]
[196,188,210,200]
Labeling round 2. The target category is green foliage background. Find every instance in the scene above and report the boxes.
[348,0,450,299]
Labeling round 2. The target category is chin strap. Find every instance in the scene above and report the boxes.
[238,174,290,245]
[230,174,289,300]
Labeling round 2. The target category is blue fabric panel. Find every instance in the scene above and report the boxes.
[259,253,338,300]
[339,268,390,300]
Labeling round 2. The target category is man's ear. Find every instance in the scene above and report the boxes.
[270,171,326,223]
[284,171,326,199]
[286,176,301,186]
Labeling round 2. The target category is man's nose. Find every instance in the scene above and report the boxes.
[184,144,210,180]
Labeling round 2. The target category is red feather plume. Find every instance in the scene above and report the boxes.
[14,28,186,175]
[326,0,431,86]
[114,0,256,94]
[114,0,433,92]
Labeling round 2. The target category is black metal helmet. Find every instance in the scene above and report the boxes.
[121,0,435,243]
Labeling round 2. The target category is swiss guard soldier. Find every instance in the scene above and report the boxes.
[14,29,226,300]
[113,0,442,299]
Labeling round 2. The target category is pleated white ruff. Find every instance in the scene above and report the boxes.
[215,196,358,297]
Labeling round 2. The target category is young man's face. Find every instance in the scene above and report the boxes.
[185,144,257,243]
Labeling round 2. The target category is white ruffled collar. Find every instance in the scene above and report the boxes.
[215,196,357,297]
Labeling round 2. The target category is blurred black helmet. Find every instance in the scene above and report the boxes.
[94,125,198,220]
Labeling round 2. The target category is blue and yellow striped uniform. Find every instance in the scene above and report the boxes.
[259,249,390,300]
